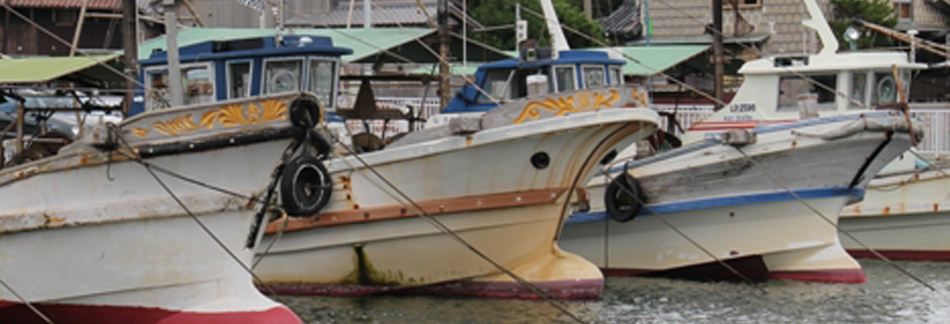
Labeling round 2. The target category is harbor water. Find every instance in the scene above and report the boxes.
[283,259,950,324]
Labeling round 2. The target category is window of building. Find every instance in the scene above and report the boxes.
[52,9,77,26]
[721,0,761,9]
[227,60,252,99]
[777,74,837,111]
[894,0,912,21]
[309,58,338,109]
[263,58,304,94]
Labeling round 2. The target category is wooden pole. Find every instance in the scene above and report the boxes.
[712,0,724,110]
[438,0,451,108]
[122,0,138,116]
[69,0,89,56]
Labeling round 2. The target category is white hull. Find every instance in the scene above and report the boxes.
[254,109,658,299]
[561,113,915,283]
[839,169,950,260]
[0,94,306,324]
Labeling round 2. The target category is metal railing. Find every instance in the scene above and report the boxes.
[912,109,950,155]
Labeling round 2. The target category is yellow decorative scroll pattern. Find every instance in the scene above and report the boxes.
[131,99,289,137]
[513,89,621,124]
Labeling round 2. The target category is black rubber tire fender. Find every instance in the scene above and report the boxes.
[280,155,333,217]
[289,96,323,129]
[604,173,646,222]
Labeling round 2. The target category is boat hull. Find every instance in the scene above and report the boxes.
[839,169,950,261]
[561,114,915,283]
[0,137,300,324]
[254,109,658,299]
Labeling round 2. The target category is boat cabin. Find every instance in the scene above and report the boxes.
[443,50,626,114]
[132,35,353,116]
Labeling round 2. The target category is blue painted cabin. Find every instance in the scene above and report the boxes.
[132,35,352,116]
[444,50,627,113]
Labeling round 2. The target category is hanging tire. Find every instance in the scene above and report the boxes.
[289,96,323,129]
[280,155,333,217]
[604,173,646,222]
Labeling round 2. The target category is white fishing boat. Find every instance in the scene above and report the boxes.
[253,86,657,299]
[558,0,923,282]
[0,91,309,323]
[838,158,950,261]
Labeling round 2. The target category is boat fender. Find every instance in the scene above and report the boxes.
[289,96,323,129]
[604,173,646,222]
[308,129,333,158]
[280,155,333,217]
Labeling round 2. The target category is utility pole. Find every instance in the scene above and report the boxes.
[712,0,724,110]
[438,0,450,108]
[164,0,183,107]
[584,0,592,20]
[122,0,137,115]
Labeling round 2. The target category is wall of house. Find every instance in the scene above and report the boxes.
[0,7,123,56]
[184,0,336,28]
[907,0,949,31]
[647,0,830,55]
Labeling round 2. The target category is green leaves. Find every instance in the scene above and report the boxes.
[829,0,898,50]
[468,0,606,50]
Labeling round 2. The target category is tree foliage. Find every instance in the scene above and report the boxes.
[829,0,898,50]
[467,0,605,50]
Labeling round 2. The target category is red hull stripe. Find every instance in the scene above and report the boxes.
[601,255,866,284]
[847,249,950,261]
[687,120,797,132]
[767,269,866,283]
[0,301,301,324]
[263,278,604,300]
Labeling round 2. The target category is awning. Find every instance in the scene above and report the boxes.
[138,27,511,64]
[0,54,121,84]
[586,45,710,76]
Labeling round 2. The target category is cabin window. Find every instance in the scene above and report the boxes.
[227,60,252,99]
[553,65,576,92]
[777,74,837,111]
[143,62,214,111]
[581,65,606,88]
[263,58,304,94]
[871,72,911,107]
[478,69,516,103]
[309,58,338,109]
[849,72,868,109]
[610,66,623,85]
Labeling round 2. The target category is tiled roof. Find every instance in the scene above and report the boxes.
[292,0,482,29]
[2,0,121,10]
[599,0,640,37]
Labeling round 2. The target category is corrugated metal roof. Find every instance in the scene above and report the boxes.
[137,27,437,63]
[599,0,640,37]
[0,54,120,84]
[586,45,709,76]
[2,0,120,10]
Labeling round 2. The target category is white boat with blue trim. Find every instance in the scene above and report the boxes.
[558,0,923,283]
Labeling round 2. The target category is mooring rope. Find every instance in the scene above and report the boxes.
[315,123,639,324]
[598,165,766,293]
[731,145,936,291]
[0,276,55,324]
[110,127,290,302]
